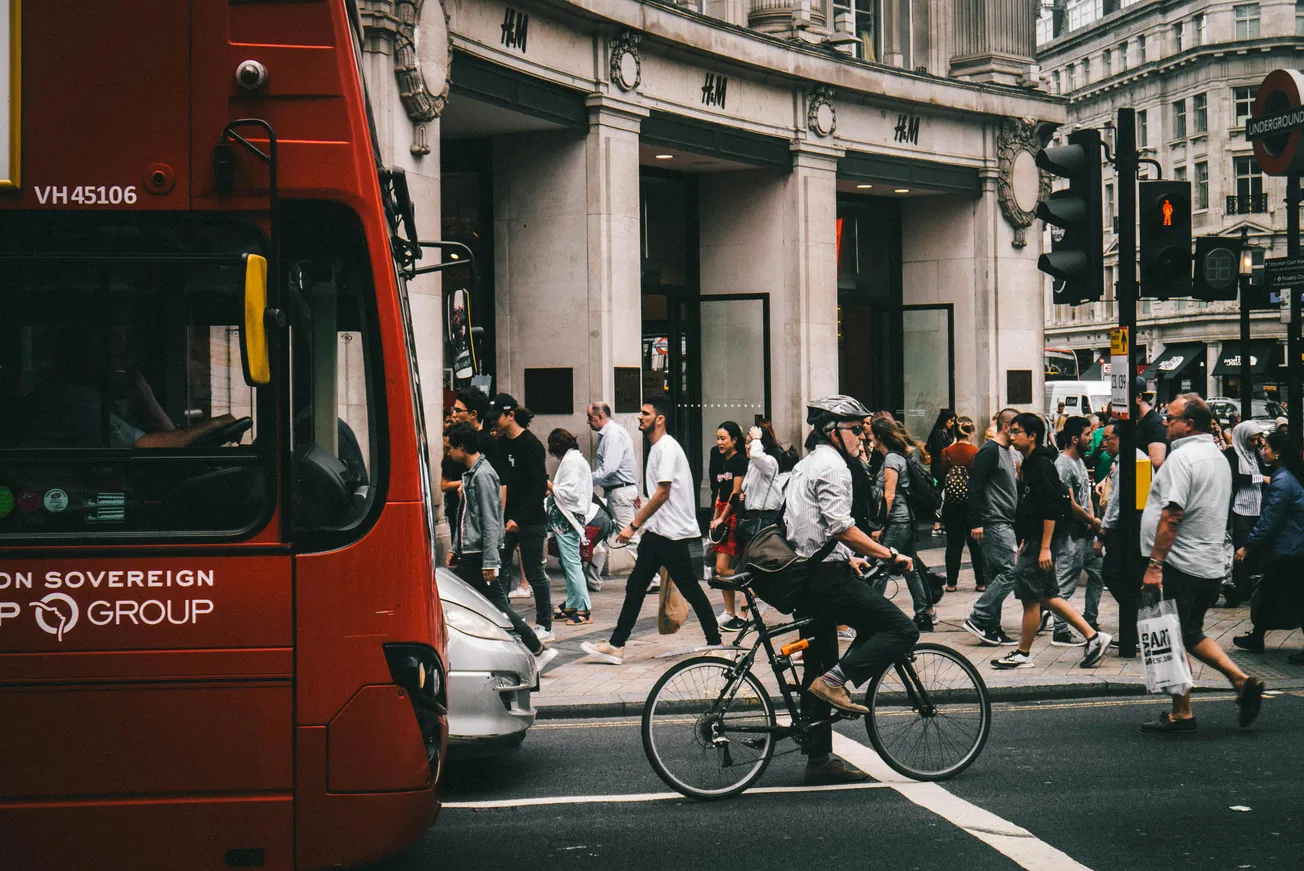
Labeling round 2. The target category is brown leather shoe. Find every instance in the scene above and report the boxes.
[808,677,869,714]
[804,756,871,786]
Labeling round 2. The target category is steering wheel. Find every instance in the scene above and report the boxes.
[193,416,253,448]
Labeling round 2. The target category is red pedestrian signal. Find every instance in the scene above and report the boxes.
[1162,198,1173,227]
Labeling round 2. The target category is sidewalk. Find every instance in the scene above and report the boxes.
[508,540,1304,718]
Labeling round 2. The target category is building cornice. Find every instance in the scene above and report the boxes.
[523,0,1066,123]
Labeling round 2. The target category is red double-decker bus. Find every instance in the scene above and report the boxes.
[0,2,448,867]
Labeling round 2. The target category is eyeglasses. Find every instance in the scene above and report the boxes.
[838,423,865,436]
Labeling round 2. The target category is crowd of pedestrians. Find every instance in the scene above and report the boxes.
[442,377,1295,733]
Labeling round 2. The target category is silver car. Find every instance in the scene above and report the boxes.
[435,567,538,754]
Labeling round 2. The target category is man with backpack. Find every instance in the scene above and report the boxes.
[993,413,1111,670]
[941,417,985,592]
[785,395,917,784]
[869,417,939,630]
[1050,417,1105,647]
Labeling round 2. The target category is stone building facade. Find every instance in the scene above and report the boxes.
[1038,0,1303,403]
[357,0,1064,533]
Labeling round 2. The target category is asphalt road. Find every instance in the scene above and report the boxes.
[370,692,1304,871]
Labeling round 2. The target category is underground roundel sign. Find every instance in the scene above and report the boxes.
[1249,69,1304,176]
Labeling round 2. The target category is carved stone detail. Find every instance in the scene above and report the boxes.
[806,86,837,138]
[392,0,451,121]
[610,30,642,93]
[997,117,1052,249]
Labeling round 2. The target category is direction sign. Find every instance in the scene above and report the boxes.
[1251,70,1304,176]
[1110,327,1129,419]
[1264,255,1304,289]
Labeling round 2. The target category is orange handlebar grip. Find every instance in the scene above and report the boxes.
[779,639,809,656]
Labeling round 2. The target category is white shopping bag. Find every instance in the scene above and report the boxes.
[1138,594,1194,696]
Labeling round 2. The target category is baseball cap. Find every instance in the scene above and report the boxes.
[1133,376,1149,395]
[1276,417,1288,429]
[486,392,520,420]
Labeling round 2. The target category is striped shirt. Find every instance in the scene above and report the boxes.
[784,444,855,562]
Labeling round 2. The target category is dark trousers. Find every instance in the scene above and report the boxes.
[609,532,721,648]
[797,561,920,758]
[1102,524,1141,657]
[1230,512,1260,602]
[502,524,552,630]
[943,503,986,589]
[454,552,542,653]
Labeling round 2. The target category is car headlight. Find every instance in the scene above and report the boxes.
[443,600,515,642]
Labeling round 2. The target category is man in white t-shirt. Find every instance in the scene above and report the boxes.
[583,398,722,664]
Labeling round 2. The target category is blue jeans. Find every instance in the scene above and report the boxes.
[1051,533,1103,632]
[877,521,931,619]
[556,527,591,611]
[967,522,1017,632]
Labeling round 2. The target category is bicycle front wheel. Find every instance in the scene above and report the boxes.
[642,656,776,800]
[865,643,991,781]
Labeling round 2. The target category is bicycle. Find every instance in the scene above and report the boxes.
[640,565,991,800]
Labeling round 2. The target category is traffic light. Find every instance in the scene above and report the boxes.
[1191,236,1240,302]
[1036,129,1104,305]
[1139,181,1192,298]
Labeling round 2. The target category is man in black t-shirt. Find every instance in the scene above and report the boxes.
[1133,377,1168,470]
[487,393,554,637]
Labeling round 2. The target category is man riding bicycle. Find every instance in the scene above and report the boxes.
[787,395,920,785]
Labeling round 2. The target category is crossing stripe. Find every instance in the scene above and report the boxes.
[831,733,1093,871]
[442,781,894,809]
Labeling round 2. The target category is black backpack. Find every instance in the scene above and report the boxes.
[904,453,942,518]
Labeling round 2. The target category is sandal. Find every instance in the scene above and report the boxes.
[975,585,987,593]
[553,605,575,622]
[944,585,957,592]
[565,610,592,625]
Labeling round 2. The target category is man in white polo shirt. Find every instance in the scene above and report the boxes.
[583,397,722,664]
[1139,393,1265,734]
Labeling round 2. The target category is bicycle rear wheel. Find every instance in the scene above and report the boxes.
[642,656,776,800]
[865,643,990,781]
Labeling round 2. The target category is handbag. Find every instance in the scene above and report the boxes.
[737,523,838,614]
[736,464,783,546]
[657,570,690,635]
[1138,592,1194,696]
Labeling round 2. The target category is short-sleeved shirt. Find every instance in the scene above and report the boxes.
[1140,434,1232,579]
[714,452,748,506]
[1136,409,1167,466]
[1053,453,1093,540]
[877,451,912,523]
[642,434,700,541]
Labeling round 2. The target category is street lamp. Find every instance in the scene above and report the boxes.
[1239,227,1257,421]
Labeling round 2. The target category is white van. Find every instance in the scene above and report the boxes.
[1045,380,1114,419]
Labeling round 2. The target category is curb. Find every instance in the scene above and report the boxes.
[534,677,1304,720]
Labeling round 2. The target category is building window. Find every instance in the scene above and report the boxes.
[1234,4,1260,39]
[1052,71,1061,94]
[1195,161,1209,210]
[1298,0,1304,35]
[1066,64,1076,91]
[1138,109,1148,147]
[1172,100,1187,139]
[1082,58,1090,84]
[1138,34,1146,64]
[1195,13,1206,45]
[1235,155,1265,206]
[1119,40,1128,70]
[1194,93,1208,133]
[1175,164,1188,182]
[1234,87,1256,126]
[1103,48,1112,75]
[1173,21,1184,52]
[1105,183,1115,228]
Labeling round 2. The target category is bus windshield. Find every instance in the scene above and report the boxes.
[0,215,270,539]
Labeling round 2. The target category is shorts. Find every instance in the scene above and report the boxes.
[1013,534,1059,603]
[1161,563,1221,650]
[712,500,739,556]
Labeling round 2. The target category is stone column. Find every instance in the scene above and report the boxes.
[950,0,1038,85]
[782,143,843,447]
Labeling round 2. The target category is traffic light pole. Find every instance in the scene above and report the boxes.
[1116,108,1140,616]
[1241,223,1252,422]
[1290,173,1301,436]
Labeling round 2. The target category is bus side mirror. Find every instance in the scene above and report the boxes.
[241,254,271,387]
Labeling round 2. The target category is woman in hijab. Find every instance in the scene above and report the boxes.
[1225,421,1271,608]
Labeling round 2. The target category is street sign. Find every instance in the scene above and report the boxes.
[1251,70,1304,176]
[1264,255,1304,289]
[1110,327,1129,419]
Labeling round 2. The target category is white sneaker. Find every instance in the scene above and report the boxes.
[837,627,857,641]
[534,626,555,642]
[717,610,736,623]
[993,650,1034,669]
[508,587,531,599]
[581,640,624,665]
[534,647,559,670]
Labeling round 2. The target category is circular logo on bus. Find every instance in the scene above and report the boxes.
[32,593,79,642]
[44,489,69,513]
